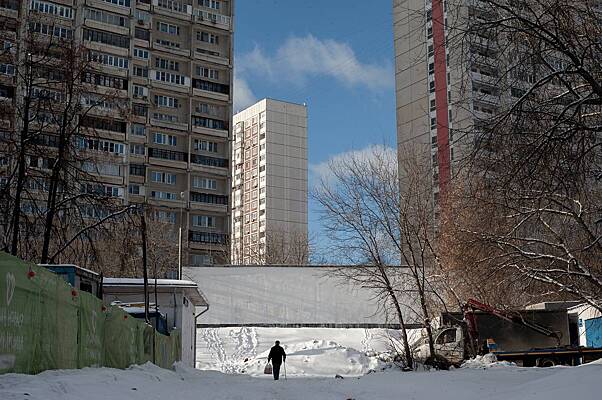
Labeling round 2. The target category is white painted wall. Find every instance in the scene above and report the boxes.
[183,266,411,326]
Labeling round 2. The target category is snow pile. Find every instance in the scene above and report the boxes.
[196,327,406,377]
[2,358,601,400]
[461,353,517,369]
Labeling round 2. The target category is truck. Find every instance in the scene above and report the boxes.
[413,299,602,367]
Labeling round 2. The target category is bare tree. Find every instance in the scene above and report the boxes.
[441,0,602,311]
[238,226,311,265]
[312,145,446,368]
[90,210,180,278]
[0,14,131,264]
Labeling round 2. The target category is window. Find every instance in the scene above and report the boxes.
[192,116,226,130]
[157,0,185,13]
[151,191,177,200]
[429,80,435,93]
[134,47,149,59]
[135,10,150,23]
[192,176,217,190]
[130,144,145,155]
[131,124,146,136]
[130,164,145,176]
[196,66,219,79]
[29,22,73,39]
[89,51,129,69]
[430,99,436,111]
[154,210,176,223]
[133,65,149,77]
[151,171,176,184]
[133,85,147,98]
[430,117,437,129]
[155,57,180,71]
[84,8,127,27]
[192,215,216,228]
[133,104,148,117]
[155,38,181,49]
[197,31,219,44]
[154,71,187,85]
[100,0,130,6]
[83,183,123,198]
[155,95,179,108]
[83,28,129,48]
[83,72,127,90]
[30,1,74,18]
[77,137,125,155]
[0,63,15,76]
[153,113,178,123]
[436,329,457,345]
[190,192,227,205]
[153,132,177,146]
[193,79,229,94]
[128,184,142,195]
[199,0,220,10]
[158,22,180,35]
[81,116,127,133]
[195,102,221,116]
[135,27,150,41]
[194,139,218,152]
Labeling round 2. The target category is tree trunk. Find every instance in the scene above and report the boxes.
[10,93,31,256]
[388,285,413,369]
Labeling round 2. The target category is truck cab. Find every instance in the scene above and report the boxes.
[413,326,465,366]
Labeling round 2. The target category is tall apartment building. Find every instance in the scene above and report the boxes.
[0,0,234,266]
[231,99,308,265]
[393,0,506,196]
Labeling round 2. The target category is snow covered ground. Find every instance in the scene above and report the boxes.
[1,360,601,400]
[195,327,419,377]
[2,328,600,399]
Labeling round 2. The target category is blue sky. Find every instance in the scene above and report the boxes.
[233,1,396,248]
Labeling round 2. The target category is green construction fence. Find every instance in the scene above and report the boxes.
[0,252,181,374]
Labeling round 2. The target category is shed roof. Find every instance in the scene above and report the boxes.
[103,278,208,306]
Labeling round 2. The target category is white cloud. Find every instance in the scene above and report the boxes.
[309,144,397,185]
[238,35,393,91]
[233,73,257,112]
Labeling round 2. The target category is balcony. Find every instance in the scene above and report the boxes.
[194,9,231,30]
[190,153,228,168]
[153,0,193,20]
[189,230,227,245]
[190,191,227,205]
[147,147,188,169]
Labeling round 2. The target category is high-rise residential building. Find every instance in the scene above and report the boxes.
[231,99,308,265]
[0,0,234,267]
[393,0,502,197]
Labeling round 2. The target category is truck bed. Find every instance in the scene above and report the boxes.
[443,310,570,352]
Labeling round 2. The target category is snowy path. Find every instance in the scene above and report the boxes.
[1,361,601,400]
[195,327,409,376]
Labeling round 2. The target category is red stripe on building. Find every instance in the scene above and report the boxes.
[432,0,451,192]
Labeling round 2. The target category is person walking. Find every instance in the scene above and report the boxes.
[267,340,286,380]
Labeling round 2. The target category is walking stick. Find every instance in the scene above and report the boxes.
[284,360,287,380]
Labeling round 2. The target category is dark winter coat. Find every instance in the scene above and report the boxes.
[268,345,286,365]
